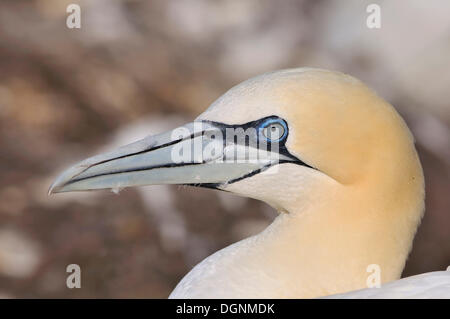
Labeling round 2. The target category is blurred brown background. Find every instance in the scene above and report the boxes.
[0,0,449,298]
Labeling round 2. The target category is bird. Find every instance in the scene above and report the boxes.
[49,68,450,298]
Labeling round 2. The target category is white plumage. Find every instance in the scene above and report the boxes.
[327,271,450,298]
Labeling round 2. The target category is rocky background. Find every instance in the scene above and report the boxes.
[0,0,449,298]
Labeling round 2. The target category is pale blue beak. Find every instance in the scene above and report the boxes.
[49,120,297,194]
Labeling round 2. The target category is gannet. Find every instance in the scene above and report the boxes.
[49,68,450,298]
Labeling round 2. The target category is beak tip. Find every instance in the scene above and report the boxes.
[47,182,61,195]
[48,163,87,196]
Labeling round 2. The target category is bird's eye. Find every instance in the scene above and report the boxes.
[260,118,287,142]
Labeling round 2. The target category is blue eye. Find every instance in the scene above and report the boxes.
[259,118,288,142]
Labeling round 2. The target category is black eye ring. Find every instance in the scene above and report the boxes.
[258,118,288,142]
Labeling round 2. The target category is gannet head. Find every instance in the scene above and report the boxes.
[196,68,425,217]
[50,68,424,225]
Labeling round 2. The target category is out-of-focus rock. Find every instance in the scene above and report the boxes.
[0,229,42,278]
